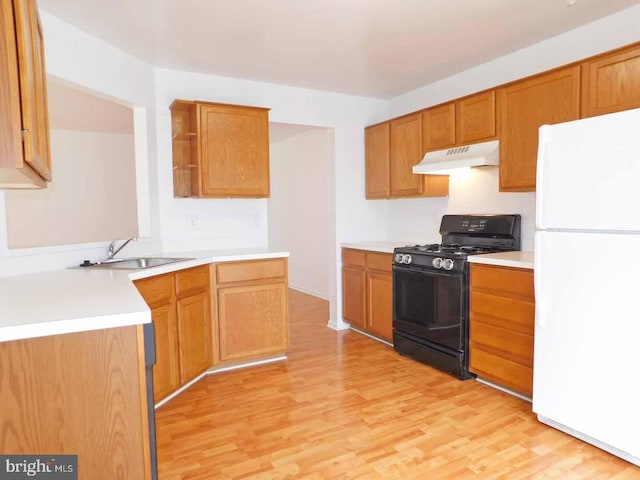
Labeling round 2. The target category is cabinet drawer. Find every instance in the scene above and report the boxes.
[470,347,533,397]
[470,264,534,300]
[365,252,392,273]
[134,273,174,307]
[470,318,533,365]
[175,265,210,298]
[470,291,534,335]
[342,248,366,268]
[216,258,287,285]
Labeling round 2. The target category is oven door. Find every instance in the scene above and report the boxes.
[393,264,466,351]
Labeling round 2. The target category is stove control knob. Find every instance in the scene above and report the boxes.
[404,254,412,264]
[394,253,404,264]
[442,258,455,271]
[432,257,443,269]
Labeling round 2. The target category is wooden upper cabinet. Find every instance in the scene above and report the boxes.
[200,103,269,197]
[170,100,270,198]
[389,112,423,197]
[388,112,448,198]
[364,122,390,199]
[456,90,497,144]
[0,0,51,189]
[422,102,456,152]
[581,43,640,118]
[498,66,580,192]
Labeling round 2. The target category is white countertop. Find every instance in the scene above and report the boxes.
[0,248,288,343]
[467,251,534,270]
[341,241,407,254]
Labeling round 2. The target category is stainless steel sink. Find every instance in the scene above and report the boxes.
[87,257,194,270]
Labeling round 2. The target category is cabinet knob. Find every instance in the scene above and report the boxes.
[21,129,29,137]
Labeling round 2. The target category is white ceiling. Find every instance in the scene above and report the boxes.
[39,0,640,99]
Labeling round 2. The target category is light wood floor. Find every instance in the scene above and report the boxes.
[156,290,638,479]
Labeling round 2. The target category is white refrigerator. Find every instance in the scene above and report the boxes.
[534,107,640,466]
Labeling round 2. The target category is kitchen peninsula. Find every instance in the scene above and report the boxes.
[0,248,289,480]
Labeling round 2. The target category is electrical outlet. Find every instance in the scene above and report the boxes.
[187,215,199,230]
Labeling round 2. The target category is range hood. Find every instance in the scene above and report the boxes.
[413,140,499,175]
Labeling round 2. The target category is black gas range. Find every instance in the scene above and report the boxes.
[392,214,521,379]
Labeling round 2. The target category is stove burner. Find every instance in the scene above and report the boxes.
[404,243,498,255]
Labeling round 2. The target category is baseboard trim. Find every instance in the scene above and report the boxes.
[349,326,393,347]
[154,356,287,408]
[289,284,329,301]
[475,377,532,402]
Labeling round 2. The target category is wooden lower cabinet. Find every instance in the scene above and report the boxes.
[469,263,535,397]
[217,283,289,361]
[366,270,393,341]
[150,302,180,401]
[0,326,151,479]
[342,248,393,343]
[135,264,212,403]
[342,266,366,329]
[213,258,290,364]
[177,291,212,383]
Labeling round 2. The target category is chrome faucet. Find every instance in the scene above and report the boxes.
[107,237,137,260]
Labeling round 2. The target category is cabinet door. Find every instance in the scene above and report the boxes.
[389,112,423,197]
[469,264,535,396]
[14,0,50,181]
[366,271,393,342]
[177,291,212,383]
[364,122,390,199]
[456,90,496,145]
[342,266,366,329]
[151,303,180,402]
[581,44,640,118]
[217,283,288,361]
[422,103,456,152]
[199,103,269,197]
[498,66,580,192]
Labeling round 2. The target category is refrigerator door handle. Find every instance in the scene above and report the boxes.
[535,125,549,230]
[534,233,545,329]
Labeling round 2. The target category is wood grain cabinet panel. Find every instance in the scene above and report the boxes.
[135,265,212,403]
[422,102,456,152]
[389,112,424,197]
[150,302,180,401]
[498,66,580,192]
[388,112,449,198]
[342,248,393,343]
[365,122,390,199]
[469,264,535,397]
[366,270,393,342]
[0,0,51,188]
[342,266,366,329]
[217,283,289,361]
[213,258,289,364]
[456,90,497,145]
[200,103,270,197]
[581,43,640,117]
[217,258,286,284]
[177,291,212,383]
[0,326,150,479]
[170,100,270,198]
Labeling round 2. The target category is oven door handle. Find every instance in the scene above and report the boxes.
[392,264,464,278]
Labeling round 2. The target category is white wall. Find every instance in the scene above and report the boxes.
[5,130,138,248]
[269,126,334,300]
[383,4,640,251]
